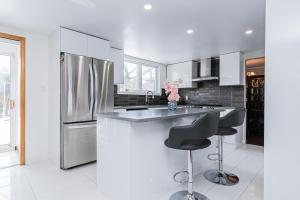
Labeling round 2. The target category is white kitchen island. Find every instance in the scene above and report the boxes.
[97,108,224,200]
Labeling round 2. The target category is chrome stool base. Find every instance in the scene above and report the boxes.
[204,169,239,186]
[169,190,209,200]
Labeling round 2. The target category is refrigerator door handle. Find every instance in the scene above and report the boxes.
[67,124,97,129]
[89,62,95,116]
[93,61,99,115]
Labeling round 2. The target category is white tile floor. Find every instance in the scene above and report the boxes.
[0,151,19,169]
[0,143,263,200]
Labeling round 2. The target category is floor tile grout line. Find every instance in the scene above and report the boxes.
[236,165,264,200]
[22,166,40,200]
[24,162,98,199]
[0,163,19,170]
[73,165,98,185]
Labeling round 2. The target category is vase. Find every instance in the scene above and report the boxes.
[168,100,177,111]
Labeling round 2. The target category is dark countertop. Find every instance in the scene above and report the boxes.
[98,107,225,122]
[114,105,236,110]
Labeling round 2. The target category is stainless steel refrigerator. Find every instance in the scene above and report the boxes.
[60,53,114,169]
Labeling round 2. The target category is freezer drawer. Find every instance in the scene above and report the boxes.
[61,122,97,169]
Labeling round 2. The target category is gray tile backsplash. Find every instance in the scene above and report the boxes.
[114,85,168,106]
[114,81,245,107]
[178,81,245,107]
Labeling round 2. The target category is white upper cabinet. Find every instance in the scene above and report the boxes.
[60,28,88,56]
[167,61,197,88]
[219,52,244,86]
[87,36,110,60]
[109,47,124,84]
[60,28,110,61]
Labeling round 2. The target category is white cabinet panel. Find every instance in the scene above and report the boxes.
[110,48,124,84]
[219,52,243,86]
[167,61,197,88]
[60,28,88,56]
[87,36,110,60]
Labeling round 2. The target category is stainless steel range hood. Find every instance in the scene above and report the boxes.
[192,58,219,82]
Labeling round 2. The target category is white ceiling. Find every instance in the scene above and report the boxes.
[0,0,265,64]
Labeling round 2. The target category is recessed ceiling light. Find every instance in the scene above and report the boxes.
[245,29,253,35]
[186,29,194,34]
[144,4,152,10]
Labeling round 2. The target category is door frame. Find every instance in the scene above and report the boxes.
[244,56,265,145]
[0,32,26,165]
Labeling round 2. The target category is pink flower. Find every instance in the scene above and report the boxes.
[165,80,181,102]
[164,81,172,94]
[168,93,180,101]
[170,87,178,94]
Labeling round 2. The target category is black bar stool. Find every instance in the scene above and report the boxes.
[165,112,220,200]
[204,108,246,186]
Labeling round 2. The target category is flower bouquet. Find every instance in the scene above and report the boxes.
[164,80,181,110]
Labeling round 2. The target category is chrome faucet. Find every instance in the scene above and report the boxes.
[145,91,154,105]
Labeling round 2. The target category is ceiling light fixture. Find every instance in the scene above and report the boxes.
[144,4,152,10]
[186,29,194,34]
[245,29,253,35]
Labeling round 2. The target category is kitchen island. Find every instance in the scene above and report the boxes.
[97,108,224,200]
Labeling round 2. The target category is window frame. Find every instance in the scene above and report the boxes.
[118,57,161,95]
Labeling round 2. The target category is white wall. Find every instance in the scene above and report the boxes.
[48,30,61,166]
[0,25,49,163]
[265,1,300,199]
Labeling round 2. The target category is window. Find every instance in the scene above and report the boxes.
[119,57,161,94]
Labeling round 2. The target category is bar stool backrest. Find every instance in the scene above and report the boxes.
[167,111,220,148]
[219,108,246,128]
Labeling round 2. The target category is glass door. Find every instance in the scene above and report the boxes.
[0,54,12,152]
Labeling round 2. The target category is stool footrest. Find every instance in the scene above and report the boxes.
[173,171,189,184]
[204,169,239,186]
[207,153,219,161]
[169,190,209,200]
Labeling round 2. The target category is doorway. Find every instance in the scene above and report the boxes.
[0,33,25,166]
[245,57,265,146]
[0,39,20,167]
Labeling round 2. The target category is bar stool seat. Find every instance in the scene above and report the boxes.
[165,139,211,150]
[164,112,220,200]
[217,127,237,136]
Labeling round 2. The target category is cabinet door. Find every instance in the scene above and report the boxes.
[167,61,195,88]
[220,52,243,86]
[110,48,124,84]
[60,28,88,56]
[87,36,110,60]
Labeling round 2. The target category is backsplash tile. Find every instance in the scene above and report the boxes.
[114,85,168,106]
[114,81,245,107]
[178,81,245,107]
